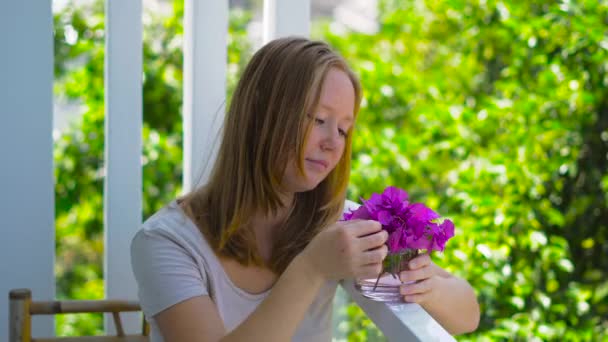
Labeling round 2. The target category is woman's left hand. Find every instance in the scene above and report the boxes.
[399,253,446,304]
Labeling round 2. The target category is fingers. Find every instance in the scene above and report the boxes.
[358,230,388,251]
[400,278,432,295]
[408,253,431,269]
[331,220,388,280]
[356,264,384,279]
[400,277,436,304]
[345,220,382,237]
[400,264,434,283]
[360,245,388,265]
[402,293,427,304]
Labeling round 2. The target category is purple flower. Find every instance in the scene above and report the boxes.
[405,203,439,237]
[383,186,410,210]
[387,226,405,252]
[344,186,455,253]
[431,219,455,251]
[343,204,372,221]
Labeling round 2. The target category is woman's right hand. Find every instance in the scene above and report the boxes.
[300,220,388,281]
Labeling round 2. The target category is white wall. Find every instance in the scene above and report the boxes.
[0,0,55,339]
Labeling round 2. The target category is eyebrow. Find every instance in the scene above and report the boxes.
[319,103,354,123]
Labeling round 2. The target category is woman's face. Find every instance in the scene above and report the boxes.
[282,67,355,193]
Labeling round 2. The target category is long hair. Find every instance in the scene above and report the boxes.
[181,37,362,274]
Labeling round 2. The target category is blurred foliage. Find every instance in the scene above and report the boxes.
[53,0,606,340]
[319,0,608,340]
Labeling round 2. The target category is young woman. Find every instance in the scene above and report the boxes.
[130,37,479,342]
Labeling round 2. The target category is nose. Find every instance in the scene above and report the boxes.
[320,125,340,151]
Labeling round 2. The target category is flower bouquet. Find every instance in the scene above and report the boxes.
[344,186,455,303]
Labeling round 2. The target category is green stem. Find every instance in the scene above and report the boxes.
[371,248,421,291]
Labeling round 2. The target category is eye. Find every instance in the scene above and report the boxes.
[338,128,348,138]
[306,113,324,125]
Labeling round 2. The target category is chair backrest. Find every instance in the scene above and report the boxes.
[9,288,149,342]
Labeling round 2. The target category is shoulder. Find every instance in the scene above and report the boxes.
[132,200,207,253]
[140,200,192,236]
[130,201,213,317]
[130,200,216,282]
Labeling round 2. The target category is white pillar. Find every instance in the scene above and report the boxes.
[104,0,142,334]
[0,0,55,339]
[183,0,229,192]
[263,0,310,43]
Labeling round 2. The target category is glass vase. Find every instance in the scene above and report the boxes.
[354,248,419,303]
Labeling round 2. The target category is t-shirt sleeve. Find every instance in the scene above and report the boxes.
[130,228,208,318]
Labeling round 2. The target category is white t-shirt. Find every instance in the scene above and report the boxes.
[130,200,358,342]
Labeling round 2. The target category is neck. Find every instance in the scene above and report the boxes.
[252,194,293,232]
[250,192,294,261]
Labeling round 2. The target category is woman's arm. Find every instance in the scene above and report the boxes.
[156,219,388,342]
[155,253,326,342]
[398,254,480,335]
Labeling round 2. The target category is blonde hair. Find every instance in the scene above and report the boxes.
[181,37,362,274]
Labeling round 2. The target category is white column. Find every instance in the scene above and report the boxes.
[0,1,55,339]
[104,0,142,334]
[263,0,310,43]
[183,0,229,192]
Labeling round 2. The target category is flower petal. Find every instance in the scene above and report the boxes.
[349,206,372,220]
[387,230,402,253]
[441,219,455,239]
[405,234,432,250]
[383,186,409,207]
[377,210,393,226]
[407,203,440,222]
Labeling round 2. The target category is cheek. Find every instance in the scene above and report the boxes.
[305,128,322,150]
[281,161,302,188]
[336,139,346,155]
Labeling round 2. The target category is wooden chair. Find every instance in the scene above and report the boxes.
[9,289,149,342]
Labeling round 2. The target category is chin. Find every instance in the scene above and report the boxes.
[295,177,324,193]
[294,183,319,193]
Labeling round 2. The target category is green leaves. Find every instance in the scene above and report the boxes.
[317,0,608,339]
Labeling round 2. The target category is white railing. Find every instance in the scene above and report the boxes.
[341,281,455,341]
[0,0,454,340]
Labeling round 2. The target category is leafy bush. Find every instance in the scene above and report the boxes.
[321,1,607,340]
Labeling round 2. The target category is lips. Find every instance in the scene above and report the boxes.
[305,158,328,170]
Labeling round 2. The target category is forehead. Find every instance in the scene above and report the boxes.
[317,68,355,120]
